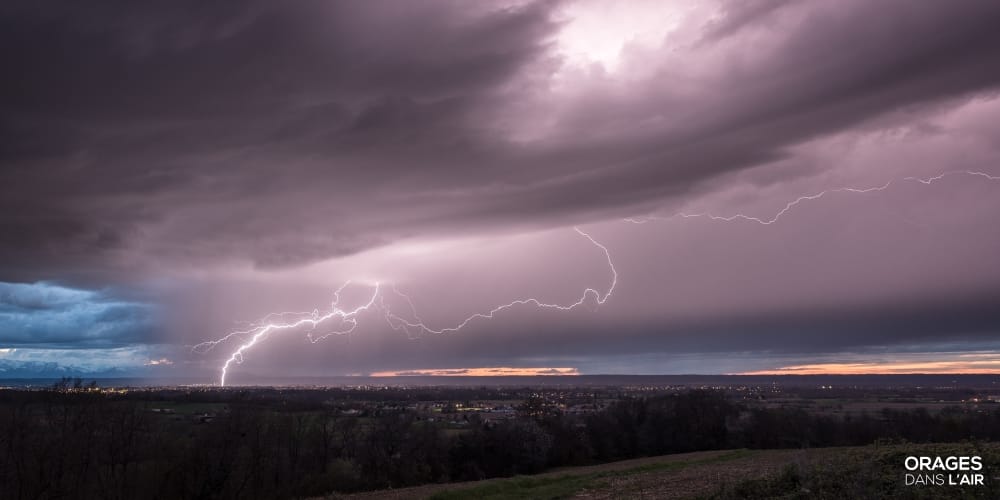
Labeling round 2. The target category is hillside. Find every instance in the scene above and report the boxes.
[325,443,1000,499]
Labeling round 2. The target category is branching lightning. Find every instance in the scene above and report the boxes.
[384,227,616,337]
[624,170,1000,225]
[193,282,382,386]
[195,169,998,386]
[194,228,615,386]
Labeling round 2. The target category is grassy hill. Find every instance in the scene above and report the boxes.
[325,442,1000,499]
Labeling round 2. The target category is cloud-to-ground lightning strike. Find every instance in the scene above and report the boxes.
[624,170,1000,225]
[211,283,382,386]
[195,228,615,386]
[196,169,998,386]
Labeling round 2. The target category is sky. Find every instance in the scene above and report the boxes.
[2,0,1000,383]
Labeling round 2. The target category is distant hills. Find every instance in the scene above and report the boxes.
[0,359,133,379]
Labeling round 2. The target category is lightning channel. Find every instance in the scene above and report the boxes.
[197,227,615,386]
[196,168,997,387]
[624,170,1000,225]
[383,227,616,336]
[216,283,381,387]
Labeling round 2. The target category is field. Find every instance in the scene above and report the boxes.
[328,443,1000,499]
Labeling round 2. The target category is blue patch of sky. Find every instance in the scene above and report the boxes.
[0,281,164,376]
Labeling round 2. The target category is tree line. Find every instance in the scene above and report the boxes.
[2,389,999,499]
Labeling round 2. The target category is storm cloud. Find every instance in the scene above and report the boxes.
[2,0,1000,379]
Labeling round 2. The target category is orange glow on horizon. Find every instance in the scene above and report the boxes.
[370,367,580,377]
[740,358,1000,375]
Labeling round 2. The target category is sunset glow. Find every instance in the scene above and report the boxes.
[370,367,580,377]
[741,357,1000,375]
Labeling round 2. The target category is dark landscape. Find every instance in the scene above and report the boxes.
[3,375,1000,499]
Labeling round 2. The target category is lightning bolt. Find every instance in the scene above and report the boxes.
[196,169,998,386]
[195,227,615,386]
[209,283,382,387]
[185,282,383,386]
[384,227,616,336]
[624,170,1000,225]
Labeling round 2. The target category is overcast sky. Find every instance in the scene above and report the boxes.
[3,0,1000,383]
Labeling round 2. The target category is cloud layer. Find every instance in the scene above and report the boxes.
[2,1,1000,378]
[0,282,157,348]
[4,0,1000,277]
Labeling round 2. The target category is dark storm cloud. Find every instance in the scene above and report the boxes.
[0,0,560,279]
[4,0,1000,378]
[3,0,1000,281]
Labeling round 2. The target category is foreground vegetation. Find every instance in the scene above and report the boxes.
[3,386,1000,498]
[710,443,1000,500]
[340,444,1000,499]
[428,450,752,500]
